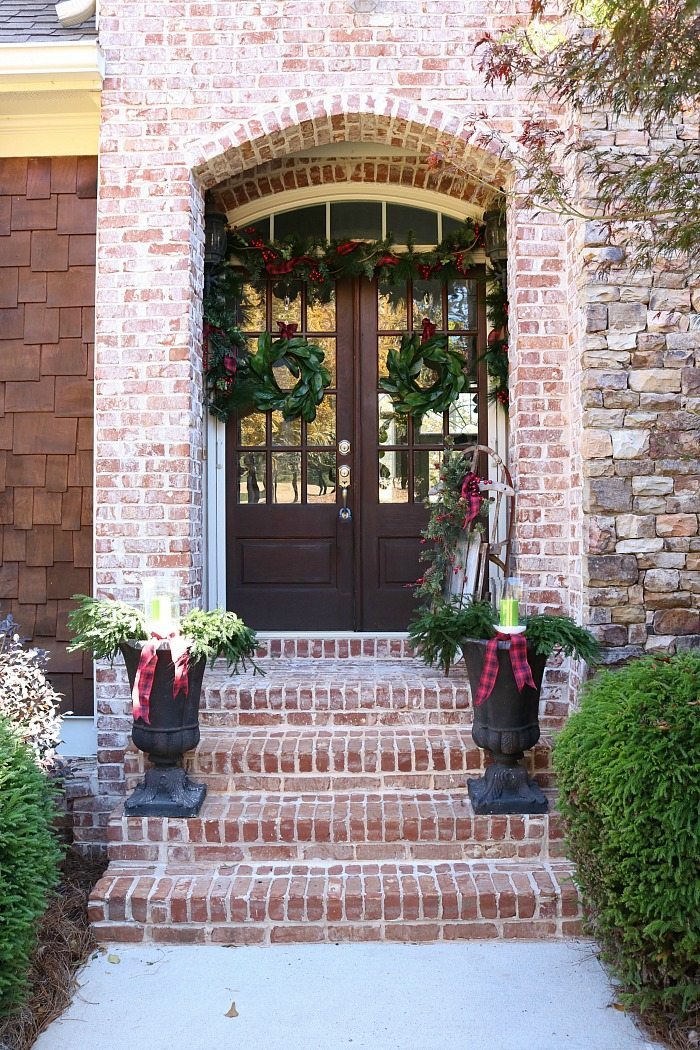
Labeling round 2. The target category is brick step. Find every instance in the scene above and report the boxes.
[202,660,569,728]
[124,727,556,794]
[202,661,471,727]
[108,790,566,865]
[253,635,416,661]
[89,858,583,945]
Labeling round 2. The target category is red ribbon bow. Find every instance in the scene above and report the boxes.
[460,471,482,525]
[131,633,191,725]
[420,318,437,344]
[265,258,296,276]
[276,321,298,340]
[473,633,536,707]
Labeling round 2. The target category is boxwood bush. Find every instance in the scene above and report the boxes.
[0,717,63,1014]
[554,653,700,1020]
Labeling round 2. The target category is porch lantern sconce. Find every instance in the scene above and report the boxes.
[204,198,228,293]
[483,205,508,292]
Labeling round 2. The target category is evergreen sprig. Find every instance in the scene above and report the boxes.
[523,614,601,665]
[408,598,496,675]
[67,594,146,662]
[180,608,260,672]
[67,595,262,674]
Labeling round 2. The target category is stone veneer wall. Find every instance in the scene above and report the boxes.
[581,115,700,659]
[0,156,95,715]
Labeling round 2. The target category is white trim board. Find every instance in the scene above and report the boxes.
[58,715,97,757]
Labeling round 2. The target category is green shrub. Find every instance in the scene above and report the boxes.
[554,654,700,1020]
[0,717,63,1015]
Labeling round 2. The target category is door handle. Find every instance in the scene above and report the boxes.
[338,463,352,521]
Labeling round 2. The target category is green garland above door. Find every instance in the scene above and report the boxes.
[203,220,510,423]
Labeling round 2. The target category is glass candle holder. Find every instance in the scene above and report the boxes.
[499,576,523,628]
[143,577,181,637]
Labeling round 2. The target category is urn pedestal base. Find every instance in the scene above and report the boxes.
[468,759,548,815]
[124,766,207,818]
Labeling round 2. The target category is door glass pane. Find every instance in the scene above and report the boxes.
[239,412,266,447]
[330,201,382,240]
[272,361,296,391]
[379,449,409,503]
[386,204,438,245]
[238,452,266,504]
[274,205,326,240]
[449,392,479,442]
[313,337,336,385]
[449,334,476,373]
[307,452,336,504]
[448,280,478,330]
[415,409,444,445]
[307,289,336,332]
[271,413,301,447]
[412,280,442,327]
[441,215,463,237]
[272,452,301,504]
[245,217,270,240]
[241,283,266,331]
[378,335,400,379]
[378,393,408,446]
[378,283,407,330]
[307,394,336,447]
[413,451,440,503]
[271,279,302,327]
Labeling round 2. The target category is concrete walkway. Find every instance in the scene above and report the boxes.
[34,940,663,1050]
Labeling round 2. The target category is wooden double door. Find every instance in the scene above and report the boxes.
[226,273,485,630]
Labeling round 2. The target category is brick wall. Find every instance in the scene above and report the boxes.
[91,1,584,803]
[0,156,95,714]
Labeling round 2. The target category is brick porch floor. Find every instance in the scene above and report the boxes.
[88,636,583,943]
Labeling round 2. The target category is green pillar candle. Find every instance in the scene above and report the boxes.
[499,598,519,627]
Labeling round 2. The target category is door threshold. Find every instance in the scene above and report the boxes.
[256,630,409,639]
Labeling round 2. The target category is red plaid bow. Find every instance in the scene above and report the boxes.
[460,471,482,525]
[420,317,437,343]
[276,321,298,340]
[131,633,191,725]
[473,633,536,707]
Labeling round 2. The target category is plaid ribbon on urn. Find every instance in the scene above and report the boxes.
[473,632,536,707]
[131,634,191,725]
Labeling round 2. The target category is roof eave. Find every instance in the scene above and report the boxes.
[0,39,103,92]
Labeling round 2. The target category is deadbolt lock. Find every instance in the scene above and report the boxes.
[338,439,351,455]
[338,464,351,484]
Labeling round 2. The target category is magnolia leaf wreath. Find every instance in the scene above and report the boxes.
[379,320,469,420]
[205,321,331,423]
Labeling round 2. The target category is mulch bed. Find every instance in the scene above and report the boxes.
[0,849,107,1050]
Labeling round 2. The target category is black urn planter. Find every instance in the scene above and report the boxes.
[461,637,549,815]
[120,641,208,817]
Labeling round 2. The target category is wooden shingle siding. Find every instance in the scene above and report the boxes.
[0,156,95,715]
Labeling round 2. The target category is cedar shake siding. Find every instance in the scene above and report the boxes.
[0,156,95,716]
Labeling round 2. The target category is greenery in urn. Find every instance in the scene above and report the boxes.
[67,595,261,673]
[408,447,600,675]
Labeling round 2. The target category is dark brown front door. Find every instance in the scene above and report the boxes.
[226,272,485,630]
